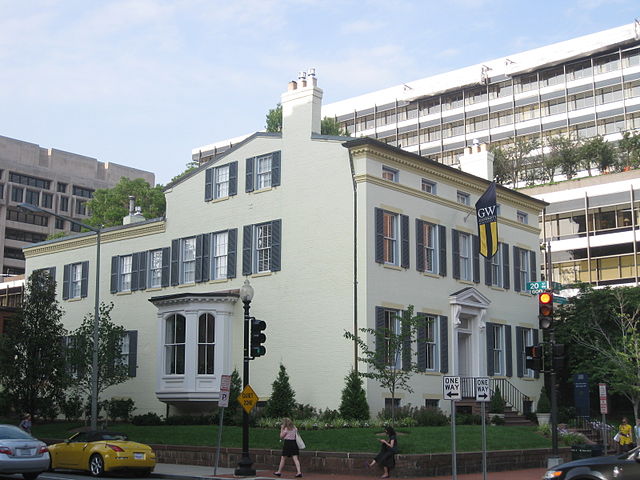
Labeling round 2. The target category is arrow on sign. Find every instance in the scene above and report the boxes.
[477,392,488,400]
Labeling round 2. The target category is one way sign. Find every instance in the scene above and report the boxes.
[475,377,491,402]
[442,376,461,400]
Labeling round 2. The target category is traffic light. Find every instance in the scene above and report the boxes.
[250,317,267,358]
[538,291,554,329]
[525,344,543,372]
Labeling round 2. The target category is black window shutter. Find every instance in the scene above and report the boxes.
[245,157,255,192]
[402,312,411,371]
[110,256,119,294]
[171,239,179,286]
[486,322,495,376]
[439,315,448,373]
[80,261,89,298]
[401,214,409,269]
[63,264,70,300]
[452,229,460,279]
[502,243,510,289]
[416,219,425,272]
[138,251,147,291]
[204,168,213,201]
[485,256,492,286]
[515,326,524,378]
[228,161,238,196]
[227,228,237,278]
[272,151,281,187]
[375,307,385,365]
[161,247,170,287]
[417,315,426,372]
[131,253,140,291]
[271,219,282,272]
[201,233,210,281]
[242,225,253,275]
[513,246,521,292]
[529,250,537,282]
[127,330,138,377]
[505,325,513,377]
[195,234,204,283]
[533,330,540,379]
[375,208,384,264]
[472,235,480,283]
[438,225,447,276]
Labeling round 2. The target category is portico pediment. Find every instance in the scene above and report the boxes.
[448,287,491,309]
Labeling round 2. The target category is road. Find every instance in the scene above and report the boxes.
[0,473,145,480]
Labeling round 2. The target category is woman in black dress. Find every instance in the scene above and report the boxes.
[368,425,397,478]
[274,417,303,478]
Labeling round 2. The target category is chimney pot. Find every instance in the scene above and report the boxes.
[288,80,298,91]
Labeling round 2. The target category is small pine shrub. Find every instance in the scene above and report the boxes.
[263,364,296,418]
[339,369,370,421]
[132,412,163,426]
[489,387,505,414]
[537,387,551,413]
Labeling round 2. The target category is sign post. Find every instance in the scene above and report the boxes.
[443,376,461,480]
[475,377,491,480]
[599,383,608,452]
[214,375,232,476]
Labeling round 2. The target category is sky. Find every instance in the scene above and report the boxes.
[1,0,639,185]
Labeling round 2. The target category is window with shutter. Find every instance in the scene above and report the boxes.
[241,220,282,275]
[246,151,281,191]
[417,221,439,274]
[417,314,438,371]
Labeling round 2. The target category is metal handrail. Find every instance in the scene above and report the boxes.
[459,377,530,415]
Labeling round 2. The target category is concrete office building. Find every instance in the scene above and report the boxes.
[25,77,546,417]
[0,135,155,275]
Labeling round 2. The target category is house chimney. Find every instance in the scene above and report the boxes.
[123,196,146,225]
[281,68,323,139]
[458,141,494,181]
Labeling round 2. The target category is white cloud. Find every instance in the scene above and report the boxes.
[340,19,382,34]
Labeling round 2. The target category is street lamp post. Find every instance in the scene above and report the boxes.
[235,279,255,477]
[19,203,102,430]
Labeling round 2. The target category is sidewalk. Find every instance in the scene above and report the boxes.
[151,462,547,480]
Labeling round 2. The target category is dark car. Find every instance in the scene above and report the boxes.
[543,448,640,479]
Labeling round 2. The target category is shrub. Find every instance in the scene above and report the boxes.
[456,413,482,425]
[132,412,163,426]
[339,369,369,421]
[263,364,296,419]
[165,414,216,425]
[292,403,316,420]
[491,415,505,425]
[60,394,83,422]
[561,432,588,446]
[318,408,340,422]
[489,387,505,414]
[412,407,449,427]
[107,398,135,422]
[537,387,551,413]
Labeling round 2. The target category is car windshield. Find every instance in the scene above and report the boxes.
[0,425,33,440]
[101,433,127,441]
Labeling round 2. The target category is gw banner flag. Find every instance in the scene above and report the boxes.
[475,181,499,258]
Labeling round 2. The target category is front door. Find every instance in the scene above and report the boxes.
[458,331,471,376]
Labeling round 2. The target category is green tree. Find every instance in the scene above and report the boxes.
[579,136,616,175]
[0,270,69,417]
[555,285,640,419]
[321,117,350,136]
[490,137,539,187]
[265,104,283,133]
[263,364,296,418]
[339,368,369,421]
[86,177,165,228]
[618,131,640,170]
[170,159,200,184]
[547,135,579,180]
[344,305,421,424]
[66,302,129,415]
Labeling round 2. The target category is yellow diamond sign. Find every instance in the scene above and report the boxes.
[237,384,258,414]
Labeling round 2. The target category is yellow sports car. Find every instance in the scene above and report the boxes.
[48,431,156,477]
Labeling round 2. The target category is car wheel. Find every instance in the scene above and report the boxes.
[89,454,105,477]
[133,469,151,478]
[23,472,41,480]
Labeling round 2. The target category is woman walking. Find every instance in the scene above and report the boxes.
[617,417,633,453]
[274,417,303,478]
[368,425,397,478]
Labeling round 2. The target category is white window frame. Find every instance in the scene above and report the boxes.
[120,332,131,368]
[423,315,439,372]
[459,232,471,281]
[421,178,436,194]
[211,231,228,280]
[256,154,272,190]
[149,249,163,288]
[164,314,185,375]
[255,223,272,273]
[383,309,401,368]
[181,237,196,284]
[457,191,471,206]
[119,255,132,292]
[491,244,503,287]
[383,212,398,265]
[70,263,82,299]
[382,166,399,182]
[517,211,528,224]
[423,222,438,274]
[519,249,530,287]
[521,328,534,378]
[214,165,230,199]
[493,325,505,376]
[197,313,215,375]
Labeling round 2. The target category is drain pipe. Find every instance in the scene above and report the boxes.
[347,149,359,374]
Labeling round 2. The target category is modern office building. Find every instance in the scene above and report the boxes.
[0,135,155,275]
[25,77,546,417]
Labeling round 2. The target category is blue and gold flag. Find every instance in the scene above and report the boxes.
[475,181,498,258]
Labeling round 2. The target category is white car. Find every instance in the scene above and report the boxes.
[0,424,50,480]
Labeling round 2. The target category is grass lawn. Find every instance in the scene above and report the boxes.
[32,423,551,454]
